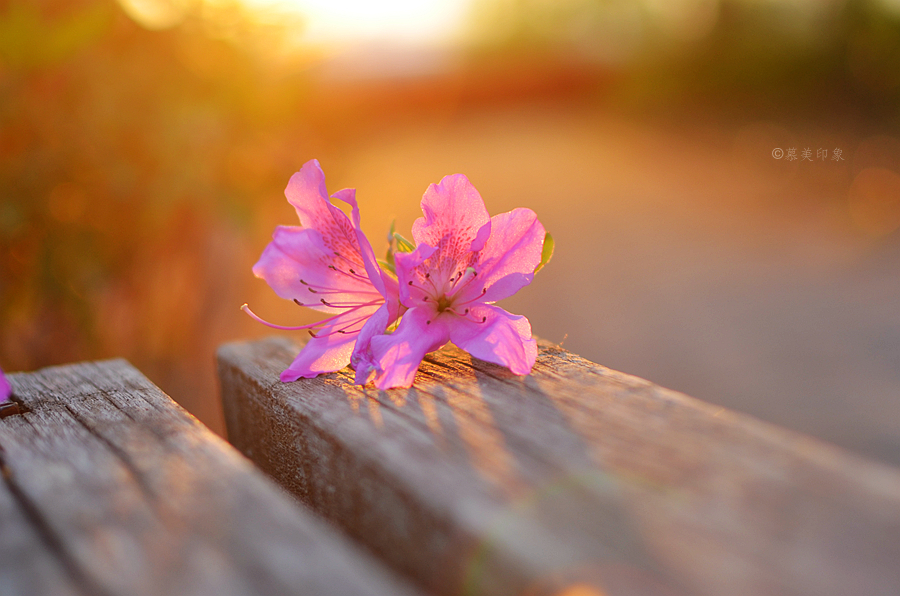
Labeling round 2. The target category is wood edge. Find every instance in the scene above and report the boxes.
[217,335,900,495]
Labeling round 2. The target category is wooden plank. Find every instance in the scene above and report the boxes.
[0,359,423,596]
[218,336,900,596]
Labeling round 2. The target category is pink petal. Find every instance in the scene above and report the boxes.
[280,302,382,381]
[331,188,402,315]
[350,302,394,385]
[0,368,10,402]
[285,160,336,228]
[411,174,492,276]
[253,226,381,313]
[285,161,371,275]
[332,188,388,297]
[369,306,450,389]
[281,333,357,381]
[475,208,546,303]
[449,304,537,376]
[395,243,438,307]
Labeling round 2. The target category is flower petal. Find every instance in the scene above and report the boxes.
[284,160,371,276]
[286,160,343,231]
[280,302,382,381]
[449,304,537,376]
[331,187,402,321]
[332,188,389,298]
[281,333,356,381]
[368,306,450,389]
[253,226,382,313]
[411,174,492,279]
[284,159,329,224]
[350,302,393,385]
[474,208,546,303]
[0,368,10,402]
[395,242,438,307]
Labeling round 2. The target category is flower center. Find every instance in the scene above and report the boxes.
[436,295,453,313]
[416,266,488,325]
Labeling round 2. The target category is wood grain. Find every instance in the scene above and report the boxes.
[218,336,900,596]
[0,359,422,596]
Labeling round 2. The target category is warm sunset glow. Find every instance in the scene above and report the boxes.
[238,0,471,45]
[116,0,471,45]
[117,0,195,30]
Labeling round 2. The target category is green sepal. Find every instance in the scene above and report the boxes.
[383,219,398,275]
[378,258,396,276]
[382,220,413,278]
[535,232,554,273]
[392,232,415,253]
[387,219,396,243]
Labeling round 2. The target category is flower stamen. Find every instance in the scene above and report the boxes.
[308,312,370,338]
[332,251,371,274]
[241,304,328,331]
[449,287,487,309]
[299,278,381,297]
[319,299,382,308]
[449,267,478,295]
[328,263,370,282]
[242,300,379,331]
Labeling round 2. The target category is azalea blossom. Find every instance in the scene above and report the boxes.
[0,367,10,402]
[244,160,401,381]
[355,174,547,389]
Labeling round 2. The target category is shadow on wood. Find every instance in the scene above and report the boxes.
[218,336,900,596]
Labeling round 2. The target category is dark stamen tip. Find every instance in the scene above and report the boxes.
[349,268,355,274]
[334,251,341,256]
[300,279,308,285]
[408,281,413,285]
[482,317,487,322]
[464,308,469,314]
[425,273,430,278]
[426,320,431,325]
[422,297,428,302]
[309,288,317,293]
[308,330,318,338]
[294,299,304,306]
[320,298,328,305]
[328,265,337,270]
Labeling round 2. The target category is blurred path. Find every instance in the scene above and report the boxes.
[281,104,900,466]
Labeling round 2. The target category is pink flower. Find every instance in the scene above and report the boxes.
[355,174,547,389]
[0,367,10,402]
[244,160,401,381]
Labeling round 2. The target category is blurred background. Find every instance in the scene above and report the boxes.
[2,0,900,465]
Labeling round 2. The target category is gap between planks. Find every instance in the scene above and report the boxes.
[0,358,424,596]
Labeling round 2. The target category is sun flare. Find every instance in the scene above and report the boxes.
[238,0,470,45]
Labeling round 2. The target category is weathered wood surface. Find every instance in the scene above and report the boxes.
[218,336,900,596]
[0,359,422,596]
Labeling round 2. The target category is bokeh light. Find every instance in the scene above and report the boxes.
[2,0,900,471]
[237,0,470,45]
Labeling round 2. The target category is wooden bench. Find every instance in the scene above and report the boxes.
[0,359,423,596]
[218,336,900,596]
